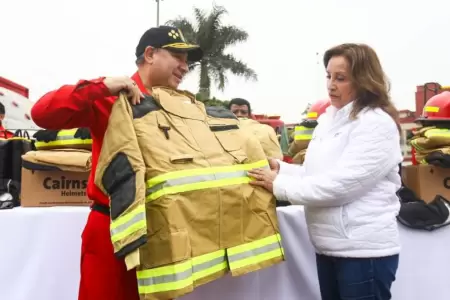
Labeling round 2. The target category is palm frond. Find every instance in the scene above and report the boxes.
[166,5,257,93]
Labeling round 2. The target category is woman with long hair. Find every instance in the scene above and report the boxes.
[248,43,402,300]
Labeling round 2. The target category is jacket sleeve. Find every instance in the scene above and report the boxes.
[277,160,305,177]
[94,93,147,269]
[273,115,402,207]
[31,78,111,129]
[265,127,283,160]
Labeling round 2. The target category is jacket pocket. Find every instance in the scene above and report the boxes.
[154,112,201,152]
[170,154,194,164]
[213,130,248,163]
[142,229,191,268]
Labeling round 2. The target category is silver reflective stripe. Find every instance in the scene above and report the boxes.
[139,268,191,287]
[192,256,226,273]
[53,129,78,140]
[55,136,76,140]
[146,166,269,196]
[295,129,314,136]
[147,170,244,195]
[227,241,281,263]
[138,255,226,287]
[110,211,146,237]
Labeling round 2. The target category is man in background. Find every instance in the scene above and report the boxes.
[229,98,283,160]
[0,102,14,138]
[228,98,252,118]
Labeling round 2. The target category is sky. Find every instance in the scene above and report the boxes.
[2,0,450,123]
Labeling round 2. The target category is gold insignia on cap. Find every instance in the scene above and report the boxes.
[168,29,180,39]
[177,29,186,42]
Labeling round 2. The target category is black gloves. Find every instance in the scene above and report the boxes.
[33,129,59,142]
[74,128,91,140]
[33,128,91,142]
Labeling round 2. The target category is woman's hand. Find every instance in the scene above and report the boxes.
[268,158,280,173]
[248,167,278,193]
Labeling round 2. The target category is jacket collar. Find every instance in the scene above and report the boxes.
[325,100,354,121]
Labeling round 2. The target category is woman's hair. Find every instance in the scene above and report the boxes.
[323,43,400,131]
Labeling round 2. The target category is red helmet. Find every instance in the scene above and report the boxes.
[417,91,450,122]
[306,99,331,120]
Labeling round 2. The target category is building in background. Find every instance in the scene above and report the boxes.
[0,77,39,132]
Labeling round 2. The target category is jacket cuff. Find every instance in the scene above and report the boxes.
[273,174,289,201]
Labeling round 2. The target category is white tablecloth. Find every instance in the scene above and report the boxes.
[1,206,449,300]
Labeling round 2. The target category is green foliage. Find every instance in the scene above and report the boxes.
[167,5,257,98]
[195,92,230,108]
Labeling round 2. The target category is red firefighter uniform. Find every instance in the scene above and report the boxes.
[94,88,284,300]
[31,73,147,300]
[0,125,14,138]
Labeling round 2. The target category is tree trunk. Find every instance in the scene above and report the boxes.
[199,63,211,99]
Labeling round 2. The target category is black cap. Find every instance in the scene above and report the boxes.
[135,26,203,62]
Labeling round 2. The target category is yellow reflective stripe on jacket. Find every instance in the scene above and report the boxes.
[419,158,428,165]
[110,204,146,243]
[137,249,227,294]
[424,128,450,138]
[307,111,318,118]
[227,233,283,270]
[0,137,30,141]
[294,126,314,141]
[34,129,92,148]
[145,160,269,201]
[409,139,424,151]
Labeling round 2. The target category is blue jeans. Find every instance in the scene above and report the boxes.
[315,254,399,300]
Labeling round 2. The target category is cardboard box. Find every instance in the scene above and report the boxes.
[20,168,92,207]
[402,164,450,203]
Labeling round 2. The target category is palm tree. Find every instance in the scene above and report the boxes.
[166,5,257,98]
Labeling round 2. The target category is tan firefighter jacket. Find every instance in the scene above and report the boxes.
[22,149,92,172]
[288,121,317,164]
[33,128,92,150]
[292,149,307,165]
[409,127,450,151]
[94,88,284,300]
[238,118,283,159]
[409,126,450,166]
[414,147,450,164]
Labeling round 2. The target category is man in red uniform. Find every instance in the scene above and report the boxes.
[31,26,203,300]
[0,102,14,138]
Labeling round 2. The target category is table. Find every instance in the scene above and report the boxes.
[0,207,88,300]
[1,206,449,300]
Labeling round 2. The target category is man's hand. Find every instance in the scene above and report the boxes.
[103,76,144,105]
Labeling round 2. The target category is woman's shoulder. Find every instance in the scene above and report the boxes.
[356,107,398,131]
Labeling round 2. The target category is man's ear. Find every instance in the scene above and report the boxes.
[144,46,157,64]
[0,114,4,121]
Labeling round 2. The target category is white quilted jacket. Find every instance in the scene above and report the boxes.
[273,102,402,257]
